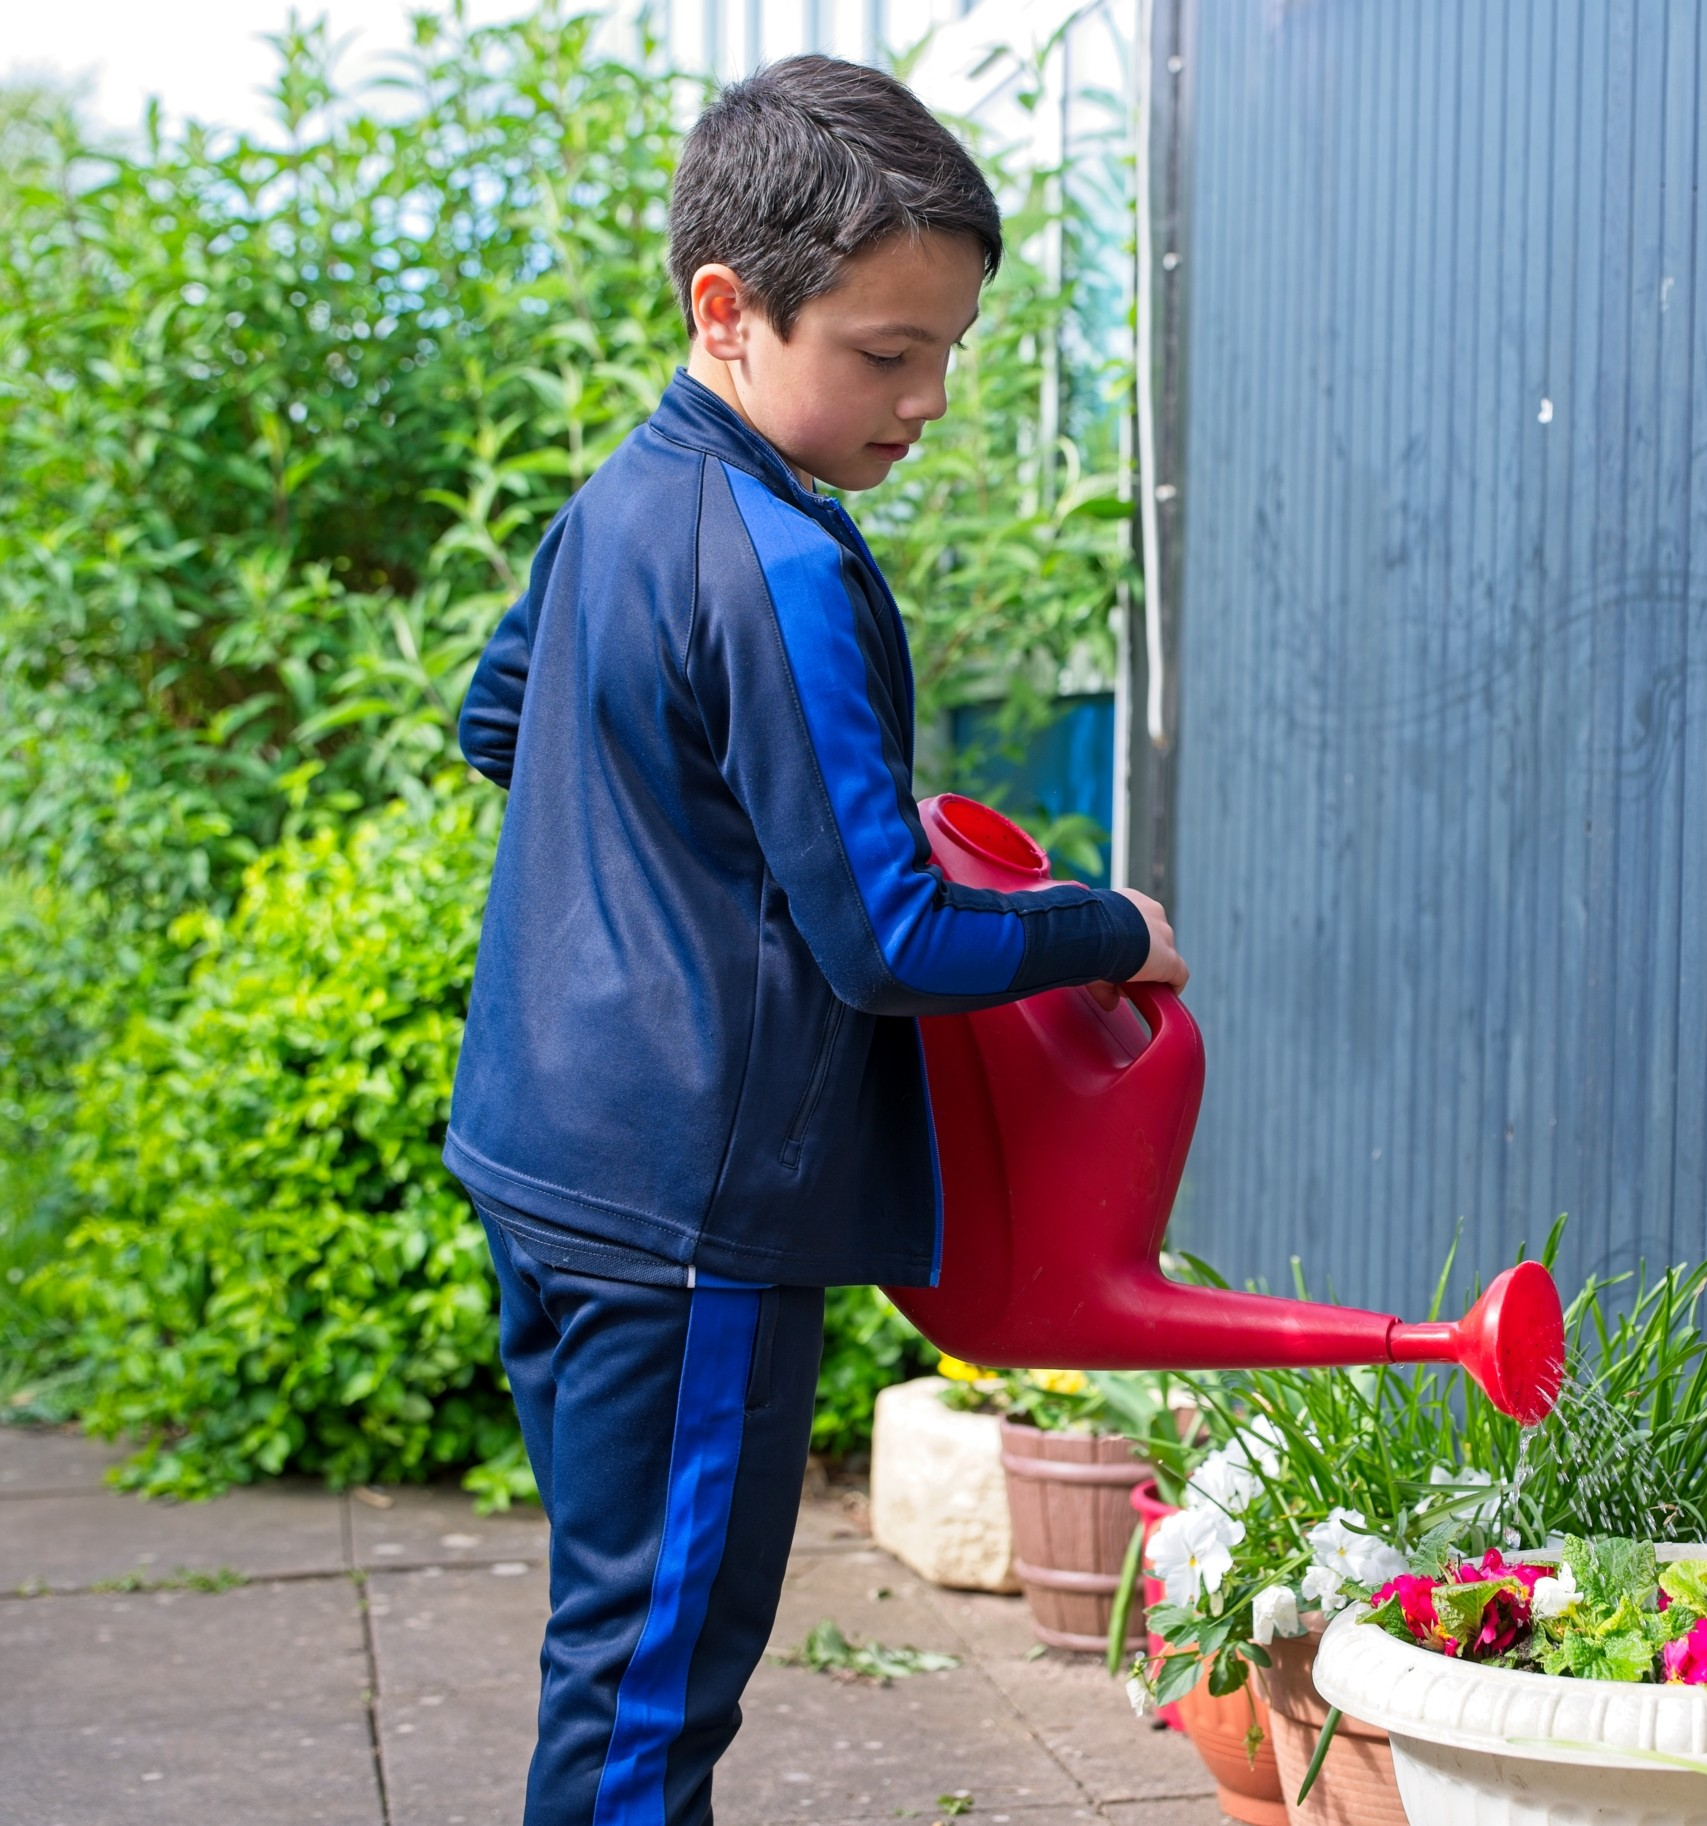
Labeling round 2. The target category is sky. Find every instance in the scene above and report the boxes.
[1,0,539,140]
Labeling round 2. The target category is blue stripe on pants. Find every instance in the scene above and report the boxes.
[592,1284,761,1826]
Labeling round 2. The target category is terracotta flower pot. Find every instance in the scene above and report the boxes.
[1175,1676,1287,1826]
[1259,1614,1406,1825]
[998,1418,1147,1652]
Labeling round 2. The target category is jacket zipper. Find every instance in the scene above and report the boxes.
[780,997,846,1170]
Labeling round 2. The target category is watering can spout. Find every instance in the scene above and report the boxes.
[1389,1260,1565,1425]
[882,794,1569,1428]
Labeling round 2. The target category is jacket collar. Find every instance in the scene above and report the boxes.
[651,368,844,526]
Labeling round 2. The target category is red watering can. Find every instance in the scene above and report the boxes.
[882,795,1566,1427]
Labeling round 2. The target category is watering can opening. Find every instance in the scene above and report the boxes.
[885,795,1566,1426]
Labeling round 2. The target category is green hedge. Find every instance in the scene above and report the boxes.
[37,794,505,1494]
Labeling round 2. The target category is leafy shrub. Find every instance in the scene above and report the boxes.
[812,1288,931,1460]
[33,790,511,1495]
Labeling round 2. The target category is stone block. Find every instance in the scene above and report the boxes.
[870,1377,1018,1593]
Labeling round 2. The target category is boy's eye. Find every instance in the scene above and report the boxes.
[861,351,905,369]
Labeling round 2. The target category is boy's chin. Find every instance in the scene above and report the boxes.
[816,449,903,492]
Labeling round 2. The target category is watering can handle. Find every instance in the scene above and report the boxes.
[1118,980,1202,1067]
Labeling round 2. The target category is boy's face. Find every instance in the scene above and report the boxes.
[685,230,986,491]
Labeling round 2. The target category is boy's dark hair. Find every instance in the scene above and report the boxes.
[668,55,1002,338]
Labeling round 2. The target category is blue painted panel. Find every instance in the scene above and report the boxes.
[1170,0,1707,1314]
[953,694,1116,886]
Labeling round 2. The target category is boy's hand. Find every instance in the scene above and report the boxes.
[1087,889,1188,1007]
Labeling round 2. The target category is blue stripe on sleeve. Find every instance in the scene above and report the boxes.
[723,464,1027,999]
[591,1284,761,1826]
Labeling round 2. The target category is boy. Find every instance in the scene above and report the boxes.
[446,54,1187,1826]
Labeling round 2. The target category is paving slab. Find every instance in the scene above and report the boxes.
[1103,1802,1235,1826]
[380,1681,538,1826]
[0,1578,369,1730]
[367,1563,549,1696]
[0,1579,378,1825]
[4,1711,380,1826]
[0,1480,346,1594]
[0,1423,130,1495]
[347,1485,549,1574]
[923,1592,1216,1808]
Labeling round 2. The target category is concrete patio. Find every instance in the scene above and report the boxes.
[0,1425,1230,1826]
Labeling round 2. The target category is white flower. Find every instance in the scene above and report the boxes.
[1124,1674,1151,1717]
[1300,1563,1348,1612]
[1184,1417,1287,1518]
[1305,1507,1371,1579]
[1251,1583,1303,1645]
[1147,1505,1245,1606]
[1351,1538,1409,1587]
[1427,1465,1500,1527]
[1301,1507,1405,1605]
[1232,1414,1286,1478]
[1531,1563,1578,1620]
[1185,1447,1261,1518]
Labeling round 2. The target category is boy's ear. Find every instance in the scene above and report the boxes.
[691,264,749,359]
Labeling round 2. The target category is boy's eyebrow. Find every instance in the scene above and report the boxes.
[860,313,981,343]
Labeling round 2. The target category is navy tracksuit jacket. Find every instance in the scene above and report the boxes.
[447,370,1151,1826]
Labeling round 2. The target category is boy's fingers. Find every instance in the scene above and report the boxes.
[1136,947,1190,991]
[1114,887,1189,991]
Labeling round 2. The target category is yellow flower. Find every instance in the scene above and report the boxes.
[937,1354,998,1383]
[1028,1368,1089,1396]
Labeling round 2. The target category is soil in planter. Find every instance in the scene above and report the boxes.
[999,1420,1146,1652]
[1260,1621,1406,1826]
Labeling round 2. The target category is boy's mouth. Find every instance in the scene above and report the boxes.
[868,440,913,462]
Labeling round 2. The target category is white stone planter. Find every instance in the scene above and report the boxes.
[870,1376,1018,1592]
[1313,1597,1707,1825]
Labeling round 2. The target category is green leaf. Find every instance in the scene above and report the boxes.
[1295,1709,1342,1806]
[1206,1649,1249,1698]
[1433,1579,1501,1649]
[1362,1593,1418,1644]
[1150,1651,1203,1708]
[1407,1524,1458,1581]
[1562,1626,1659,1684]
[1659,1559,1707,1615]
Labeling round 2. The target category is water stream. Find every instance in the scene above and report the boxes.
[1503,1351,1686,1545]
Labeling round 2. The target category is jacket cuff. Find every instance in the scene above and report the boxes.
[1096,888,1152,983]
[1007,889,1151,995]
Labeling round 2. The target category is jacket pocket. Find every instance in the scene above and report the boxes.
[780,995,846,1170]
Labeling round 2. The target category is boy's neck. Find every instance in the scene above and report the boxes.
[683,342,816,491]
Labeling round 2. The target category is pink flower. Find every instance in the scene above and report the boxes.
[1458,1549,1548,1596]
[1662,1617,1707,1685]
[1465,1582,1528,1660]
[1372,1573,1442,1642]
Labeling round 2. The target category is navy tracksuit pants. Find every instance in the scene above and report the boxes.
[481,1216,825,1826]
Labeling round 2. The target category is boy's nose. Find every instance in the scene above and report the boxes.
[900,377,950,424]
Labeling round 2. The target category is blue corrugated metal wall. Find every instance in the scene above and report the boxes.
[1170,0,1707,1313]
